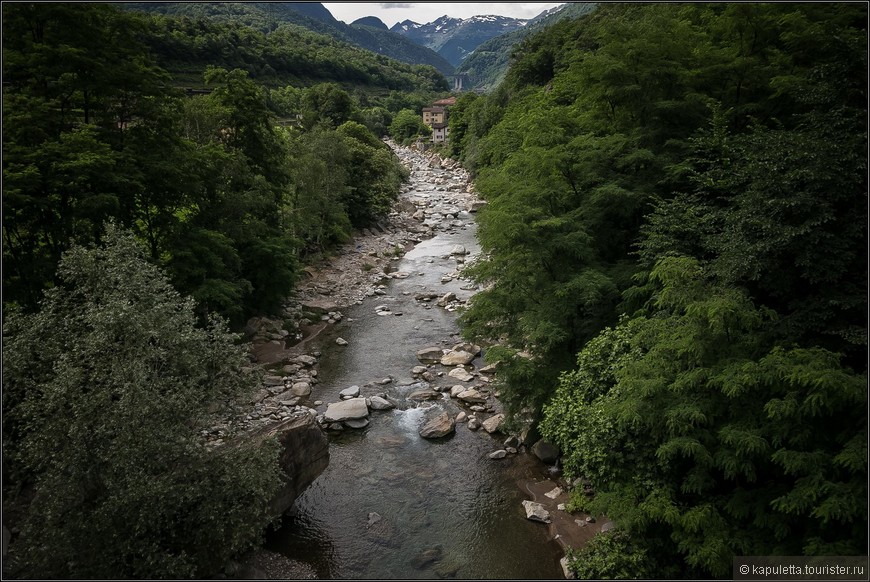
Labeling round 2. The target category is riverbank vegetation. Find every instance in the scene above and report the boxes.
[451,3,867,577]
[2,3,447,578]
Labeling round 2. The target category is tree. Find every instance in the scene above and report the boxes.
[2,225,281,579]
[389,108,428,141]
[542,258,867,578]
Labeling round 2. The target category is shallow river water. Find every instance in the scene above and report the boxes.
[264,195,564,579]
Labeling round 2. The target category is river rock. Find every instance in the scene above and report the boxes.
[521,500,551,523]
[419,411,455,439]
[479,362,499,374]
[324,398,369,422]
[367,512,382,527]
[290,382,311,397]
[601,520,615,533]
[488,449,507,460]
[450,244,467,255]
[292,355,317,367]
[455,411,467,423]
[544,486,563,499]
[344,418,369,429]
[408,389,440,401]
[368,395,395,410]
[449,385,466,397]
[440,350,475,366]
[482,413,505,434]
[467,417,481,430]
[335,337,348,346]
[531,439,561,464]
[257,414,330,517]
[411,365,428,376]
[457,389,486,404]
[436,292,456,307]
[561,556,576,580]
[448,367,474,382]
[339,385,360,399]
[416,346,444,364]
[264,375,284,386]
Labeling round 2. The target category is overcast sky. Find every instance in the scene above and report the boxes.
[322,2,565,28]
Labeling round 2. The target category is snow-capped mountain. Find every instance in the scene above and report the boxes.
[390,14,530,66]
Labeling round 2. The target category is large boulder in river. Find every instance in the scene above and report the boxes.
[368,395,396,410]
[419,411,455,439]
[416,346,444,364]
[324,398,369,422]
[249,414,329,516]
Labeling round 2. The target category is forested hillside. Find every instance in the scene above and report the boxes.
[456,2,597,91]
[2,2,439,326]
[450,3,867,577]
[122,2,456,76]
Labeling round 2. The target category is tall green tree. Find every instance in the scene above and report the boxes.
[542,258,867,578]
[2,225,281,579]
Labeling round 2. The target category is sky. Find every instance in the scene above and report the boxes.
[322,2,565,28]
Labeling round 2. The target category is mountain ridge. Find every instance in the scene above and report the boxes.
[390,13,530,66]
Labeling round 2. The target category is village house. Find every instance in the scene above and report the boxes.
[422,96,457,144]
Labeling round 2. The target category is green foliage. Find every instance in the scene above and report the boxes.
[301,82,355,129]
[566,530,653,580]
[2,225,281,579]
[3,2,409,324]
[124,1,454,78]
[542,258,867,578]
[465,2,867,578]
[389,108,428,141]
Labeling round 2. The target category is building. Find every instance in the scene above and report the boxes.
[422,106,446,126]
[422,97,457,143]
[432,122,449,144]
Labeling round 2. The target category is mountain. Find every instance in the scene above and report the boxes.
[121,2,454,75]
[457,3,597,92]
[351,16,388,30]
[391,14,529,66]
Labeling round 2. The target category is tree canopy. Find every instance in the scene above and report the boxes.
[453,3,867,577]
[2,225,281,579]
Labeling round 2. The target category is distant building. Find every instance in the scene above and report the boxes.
[422,106,446,126]
[422,97,456,143]
[432,122,449,144]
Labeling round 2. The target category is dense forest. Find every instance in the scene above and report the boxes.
[121,1,456,76]
[450,3,867,578]
[2,2,445,324]
[1,3,443,578]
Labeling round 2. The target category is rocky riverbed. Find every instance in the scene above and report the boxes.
[217,142,597,579]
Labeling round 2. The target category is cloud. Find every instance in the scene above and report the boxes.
[380,3,415,8]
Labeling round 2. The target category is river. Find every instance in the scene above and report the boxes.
[263,146,564,579]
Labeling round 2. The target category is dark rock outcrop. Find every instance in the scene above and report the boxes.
[252,414,329,516]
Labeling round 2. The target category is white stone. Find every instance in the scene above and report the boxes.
[489,450,507,460]
[448,367,474,382]
[335,337,348,346]
[324,398,369,422]
[440,350,475,366]
[522,500,551,523]
[544,486,563,500]
[482,413,505,434]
